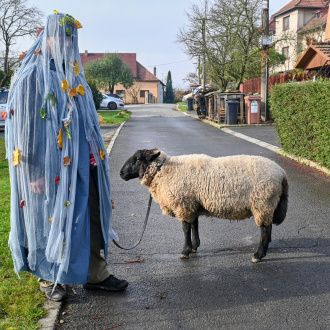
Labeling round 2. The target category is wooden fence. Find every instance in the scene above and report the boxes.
[240,72,315,94]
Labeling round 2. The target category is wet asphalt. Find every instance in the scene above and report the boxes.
[50,104,330,329]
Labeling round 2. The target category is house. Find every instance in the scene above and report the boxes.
[271,0,329,72]
[80,52,165,104]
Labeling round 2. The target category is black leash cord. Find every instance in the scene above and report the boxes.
[112,194,153,250]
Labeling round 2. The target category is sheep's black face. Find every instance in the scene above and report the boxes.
[120,149,161,181]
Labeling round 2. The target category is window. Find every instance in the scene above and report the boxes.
[282,46,289,59]
[116,90,125,95]
[283,16,290,31]
[140,90,149,97]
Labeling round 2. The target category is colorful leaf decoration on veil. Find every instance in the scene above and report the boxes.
[73,60,80,76]
[20,200,25,208]
[63,156,71,166]
[54,10,59,15]
[62,79,68,92]
[64,126,73,140]
[57,129,63,149]
[12,148,21,166]
[68,88,77,99]
[98,113,105,125]
[19,51,27,61]
[100,148,106,161]
[55,175,60,185]
[1,111,7,119]
[64,201,70,207]
[34,48,41,55]
[76,84,85,95]
[40,107,46,118]
[75,20,83,29]
[66,28,71,36]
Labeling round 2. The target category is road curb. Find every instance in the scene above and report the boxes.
[106,121,126,155]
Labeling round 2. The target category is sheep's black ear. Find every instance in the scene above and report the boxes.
[145,150,161,162]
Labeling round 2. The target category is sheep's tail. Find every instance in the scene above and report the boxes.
[272,176,289,226]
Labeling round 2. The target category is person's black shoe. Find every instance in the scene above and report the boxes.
[40,284,68,302]
[83,275,128,291]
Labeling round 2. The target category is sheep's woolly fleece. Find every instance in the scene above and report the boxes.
[141,151,287,227]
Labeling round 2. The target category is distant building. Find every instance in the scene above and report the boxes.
[80,52,165,103]
[271,0,329,72]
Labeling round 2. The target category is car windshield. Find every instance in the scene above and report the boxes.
[0,91,8,104]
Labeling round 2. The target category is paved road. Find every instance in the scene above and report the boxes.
[57,104,330,330]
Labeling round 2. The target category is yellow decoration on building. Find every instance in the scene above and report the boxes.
[12,147,21,166]
[76,84,85,95]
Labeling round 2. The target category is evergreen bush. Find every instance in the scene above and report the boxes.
[270,81,330,169]
[86,77,103,109]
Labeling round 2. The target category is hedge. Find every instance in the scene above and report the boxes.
[270,81,330,169]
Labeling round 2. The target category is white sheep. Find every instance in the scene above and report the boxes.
[120,148,288,262]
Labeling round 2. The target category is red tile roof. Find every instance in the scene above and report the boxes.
[272,0,328,17]
[136,62,161,82]
[298,8,328,32]
[80,52,138,77]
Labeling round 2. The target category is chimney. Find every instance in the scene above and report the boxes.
[85,50,88,56]
[154,67,156,76]
[325,6,330,41]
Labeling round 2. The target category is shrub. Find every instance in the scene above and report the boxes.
[270,81,330,169]
[86,77,103,109]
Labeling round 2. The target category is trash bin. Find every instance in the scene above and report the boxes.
[244,95,261,124]
[187,97,193,111]
[226,98,239,125]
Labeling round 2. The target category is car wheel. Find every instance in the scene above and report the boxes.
[108,102,117,110]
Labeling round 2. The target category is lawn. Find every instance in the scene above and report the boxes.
[176,101,187,112]
[97,109,131,124]
[0,138,47,330]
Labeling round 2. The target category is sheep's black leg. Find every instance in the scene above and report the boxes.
[191,217,200,253]
[252,224,272,263]
[180,221,192,259]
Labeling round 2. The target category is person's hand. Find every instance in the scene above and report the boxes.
[30,177,46,195]
[111,199,115,209]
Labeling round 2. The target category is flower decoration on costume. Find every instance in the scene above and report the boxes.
[12,148,21,166]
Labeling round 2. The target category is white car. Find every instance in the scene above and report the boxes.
[100,93,124,110]
[0,88,9,128]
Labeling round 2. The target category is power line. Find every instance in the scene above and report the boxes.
[146,59,192,67]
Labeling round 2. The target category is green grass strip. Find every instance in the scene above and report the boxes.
[97,110,131,124]
[0,138,47,329]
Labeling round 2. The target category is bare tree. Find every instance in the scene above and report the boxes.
[177,0,262,90]
[126,81,145,104]
[0,0,43,86]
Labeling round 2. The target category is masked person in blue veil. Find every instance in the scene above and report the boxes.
[5,12,128,301]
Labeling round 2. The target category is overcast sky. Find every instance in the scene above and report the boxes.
[22,0,290,89]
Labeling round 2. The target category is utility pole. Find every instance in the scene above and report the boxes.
[261,0,270,121]
[201,0,207,92]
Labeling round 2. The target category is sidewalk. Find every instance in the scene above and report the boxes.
[183,110,329,175]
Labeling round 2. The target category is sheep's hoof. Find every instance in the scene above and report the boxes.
[180,254,190,259]
[191,249,197,253]
[252,256,261,263]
